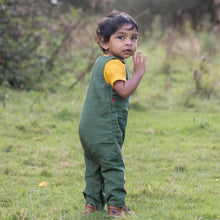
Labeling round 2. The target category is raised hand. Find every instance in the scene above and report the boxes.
[133,51,147,76]
[113,51,147,98]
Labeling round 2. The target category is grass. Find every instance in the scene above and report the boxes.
[0,36,220,219]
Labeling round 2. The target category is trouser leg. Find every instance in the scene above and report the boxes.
[95,143,127,208]
[83,152,106,210]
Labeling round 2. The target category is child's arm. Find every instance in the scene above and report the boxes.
[113,51,147,98]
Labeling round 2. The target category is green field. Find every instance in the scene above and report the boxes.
[0,38,220,219]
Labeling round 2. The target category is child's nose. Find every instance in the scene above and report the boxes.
[125,38,132,45]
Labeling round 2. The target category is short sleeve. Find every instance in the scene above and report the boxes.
[104,59,126,87]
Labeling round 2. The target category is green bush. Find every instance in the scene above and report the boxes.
[0,0,84,90]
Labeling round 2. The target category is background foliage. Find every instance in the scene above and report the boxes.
[111,0,215,31]
[0,0,219,89]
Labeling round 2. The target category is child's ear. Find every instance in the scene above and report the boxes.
[100,37,109,51]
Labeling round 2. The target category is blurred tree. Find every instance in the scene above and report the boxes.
[214,0,220,24]
[0,0,54,88]
[110,0,215,32]
[65,0,112,12]
[0,0,86,89]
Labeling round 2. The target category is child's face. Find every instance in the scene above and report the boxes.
[102,24,138,60]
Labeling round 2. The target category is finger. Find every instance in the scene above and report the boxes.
[133,53,136,63]
[136,51,142,62]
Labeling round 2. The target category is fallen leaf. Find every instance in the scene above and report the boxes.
[39,181,48,187]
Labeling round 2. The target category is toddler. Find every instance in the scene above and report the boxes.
[78,10,147,217]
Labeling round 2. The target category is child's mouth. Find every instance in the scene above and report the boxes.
[123,50,133,54]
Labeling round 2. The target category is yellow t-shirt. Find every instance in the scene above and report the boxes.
[104,59,126,87]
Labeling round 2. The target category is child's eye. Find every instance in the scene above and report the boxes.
[118,36,124,40]
[131,36,138,41]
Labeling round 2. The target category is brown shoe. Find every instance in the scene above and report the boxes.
[108,206,135,216]
[84,204,97,214]
[123,206,135,215]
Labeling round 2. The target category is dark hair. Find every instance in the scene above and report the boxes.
[96,10,138,52]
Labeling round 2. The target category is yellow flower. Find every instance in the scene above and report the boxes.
[39,182,48,187]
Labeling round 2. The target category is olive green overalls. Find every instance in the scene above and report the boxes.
[78,55,130,210]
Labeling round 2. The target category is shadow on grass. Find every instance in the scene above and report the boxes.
[129,102,147,112]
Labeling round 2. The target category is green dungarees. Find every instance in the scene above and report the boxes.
[78,55,130,210]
